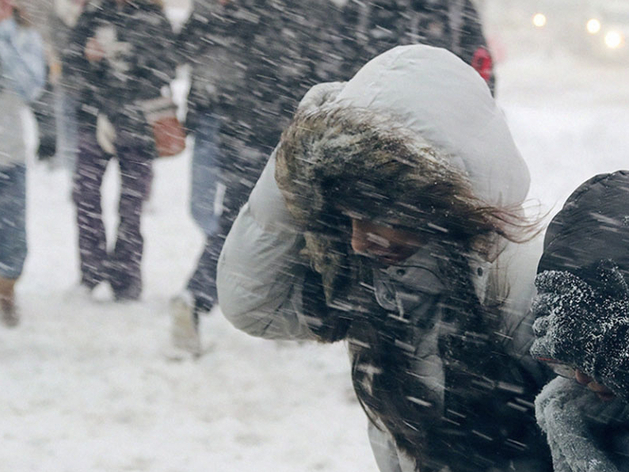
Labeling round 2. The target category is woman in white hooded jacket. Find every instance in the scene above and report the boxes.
[217,45,552,472]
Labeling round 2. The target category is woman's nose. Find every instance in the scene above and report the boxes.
[351,220,371,254]
[351,219,391,255]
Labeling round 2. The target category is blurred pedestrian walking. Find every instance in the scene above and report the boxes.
[170,0,345,353]
[339,0,495,91]
[0,1,46,326]
[21,0,86,167]
[65,0,177,301]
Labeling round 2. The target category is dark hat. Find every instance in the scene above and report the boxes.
[538,170,629,288]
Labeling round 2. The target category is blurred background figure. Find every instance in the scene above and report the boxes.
[45,0,86,168]
[22,0,86,168]
[0,0,46,326]
[172,0,368,353]
[171,0,349,354]
[339,0,495,91]
[64,0,177,302]
[170,0,496,355]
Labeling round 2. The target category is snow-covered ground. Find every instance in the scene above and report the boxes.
[2,4,629,472]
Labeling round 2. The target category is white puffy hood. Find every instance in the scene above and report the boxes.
[333,45,529,208]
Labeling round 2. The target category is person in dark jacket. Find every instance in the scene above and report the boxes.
[338,0,495,91]
[170,0,347,353]
[65,0,176,301]
[530,171,629,472]
[31,0,87,167]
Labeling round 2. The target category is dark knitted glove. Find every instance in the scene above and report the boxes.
[530,261,629,383]
[37,135,57,162]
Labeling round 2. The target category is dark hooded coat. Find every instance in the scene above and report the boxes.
[538,171,629,287]
[338,0,495,90]
[177,0,341,156]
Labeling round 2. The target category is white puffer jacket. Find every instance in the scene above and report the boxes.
[217,45,548,472]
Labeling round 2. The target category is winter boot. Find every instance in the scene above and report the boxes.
[0,277,19,327]
[170,290,201,357]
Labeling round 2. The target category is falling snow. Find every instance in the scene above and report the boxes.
[2,0,629,471]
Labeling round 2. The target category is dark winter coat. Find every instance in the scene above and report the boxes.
[217,45,552,472]
[534,170,629,398]
[28,0,86,161]
[338,0,495,90]
[64,0,176,137]
[178,0,494,181]
[177,0,341,155]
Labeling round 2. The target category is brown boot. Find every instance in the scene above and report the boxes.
[0,277,19,328]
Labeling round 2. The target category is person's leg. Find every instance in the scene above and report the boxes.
[55,85,79,171]
[170,113,222,354]
[109,130,153,301]
[185,234,220,312]
[184,112,223,311]
[190,112,221,236]
[0,164,27,327]
[186,144,262,313]
[73,128,110,290]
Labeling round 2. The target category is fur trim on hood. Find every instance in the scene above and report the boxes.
[536,376,629,472]
[275,45,530,301]
[276,104,471,232]
[276,101,474,301]
[277,45,530,235]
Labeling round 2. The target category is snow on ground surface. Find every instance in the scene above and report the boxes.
[2,4,629,472]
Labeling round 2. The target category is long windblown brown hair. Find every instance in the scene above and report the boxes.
[13,5,30,26]
[277,106,542,471]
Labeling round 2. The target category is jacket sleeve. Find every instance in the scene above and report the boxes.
[0,18,45,103]
[494,235,553,386]
[62,7,90,74]
[216,150,318,341]
[176,6,209,65]
[140,8,178,87]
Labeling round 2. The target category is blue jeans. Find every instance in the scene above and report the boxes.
[54,84,79,171]
[190,112,222,237]
[185,112,265,310]
[0,164,27,279]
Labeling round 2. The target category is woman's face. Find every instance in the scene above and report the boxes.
[350,218,425,265]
